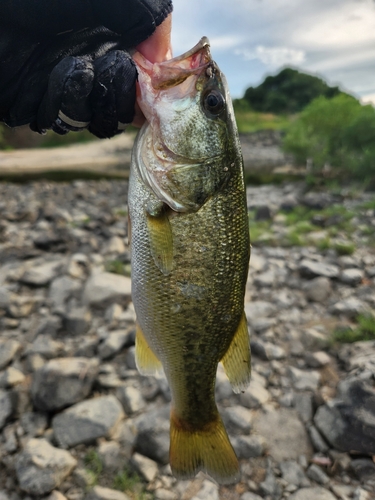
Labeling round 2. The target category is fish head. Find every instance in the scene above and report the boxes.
[133,37,238,213]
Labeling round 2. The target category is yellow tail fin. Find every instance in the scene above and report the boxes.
[170,410,240,484]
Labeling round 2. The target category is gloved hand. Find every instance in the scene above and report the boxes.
[30,49,136,139]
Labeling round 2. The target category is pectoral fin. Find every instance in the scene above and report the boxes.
[221,311,251,393]
[135,323,163,376]
[146,202,173,275]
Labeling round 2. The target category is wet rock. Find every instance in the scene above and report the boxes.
[82,272,131,308]
[31,357,99,411]
[15,438,77,495]
[0,339,21,370]
[314,379,375,454]
[52,395,124,448]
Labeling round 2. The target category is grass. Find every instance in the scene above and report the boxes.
[234,109,291,134]
[105,259,131,276]
[332,314,375,343]
[113,469,151,500]
[84,450,103,486]
[334,241,356,256]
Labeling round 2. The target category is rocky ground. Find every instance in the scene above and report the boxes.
[0,179,374,500]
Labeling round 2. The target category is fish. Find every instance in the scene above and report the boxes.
[128,37,251,484]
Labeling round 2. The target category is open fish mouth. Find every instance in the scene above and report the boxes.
[133,37,212,90]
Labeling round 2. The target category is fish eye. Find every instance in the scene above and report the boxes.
[203,90,225,115]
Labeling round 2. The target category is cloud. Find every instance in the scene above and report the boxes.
[235,46,306,67]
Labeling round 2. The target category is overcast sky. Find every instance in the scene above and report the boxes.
[171,0,375,104]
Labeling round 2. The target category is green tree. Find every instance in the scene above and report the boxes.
[244,68,344,114]
[283,94,375,180]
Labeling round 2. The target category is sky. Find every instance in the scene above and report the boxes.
[171,0,375,104]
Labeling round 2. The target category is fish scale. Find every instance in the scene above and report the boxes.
[129,37,251,484]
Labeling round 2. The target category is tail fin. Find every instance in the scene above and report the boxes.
[169,409,240,485]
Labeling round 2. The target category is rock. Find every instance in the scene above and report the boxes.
[52,395,124,448]
[288,487,336,500]
[300,328,329,350]
[102,236,126,254]
[0,286,10,309]
[20,411,48,437]
[259,461,281,498]
[339,268,364,286]
[288,366,321,391]
[351,458,375,482]
[31,357,99,411]
[134,406,170,464]
[353,488,373,500]
[82,272,131,308]
[15,438,77,495]
[245,301,276,319]
[330,297,370,317]
[191,480,219,500]
[97,441,122,471]
[98,329,133,360]
[85,486,131,500]
[116,385,146,414]
[221,405,252,435]
[253,408,313,461]
[306,464,330,485]
[20,259,64,286]
[304,277,332,303]
[63,307,92,336]
[337,340,375,372]
[30,335,64,359]
[49,276,82,314]
[280,460,309,487]
[255,205,272,221]
[232,435,265,458]
[308,425,329,453]
[314,379,375,455]
[130,453,158,482]
[240,374,270,409]
[240,494,263,500]
[301,192,336,209]
[0,367,25,388]
[0,389,14,430]
[305,351,331,368]
[294,393,314,424]
[300,259,339,279]
[8,295,38,318]
[0,339,21,370]
[47,492,68,500]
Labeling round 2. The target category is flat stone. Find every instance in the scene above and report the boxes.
[31,357,99,411]
[16,438,77,495]
[116,385,146,414]
[288,487,336,500]
[52,395,124,448]
[85,486,131,500]
[82,272,131,308]
[20,259,64,286]
[339,268,364,286]
[0,339,21,370]
[289,366,321,391]
[253,408,313,462]
[130,452,158,482]
[300,259,339,279]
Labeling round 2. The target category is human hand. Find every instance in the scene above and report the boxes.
[28,13,172,138]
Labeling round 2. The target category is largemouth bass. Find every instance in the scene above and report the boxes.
[129,37,251,484]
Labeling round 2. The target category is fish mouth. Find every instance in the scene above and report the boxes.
[133,37,212,90]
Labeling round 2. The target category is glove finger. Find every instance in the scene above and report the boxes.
[35,56,94,134]
[88,50,136,139]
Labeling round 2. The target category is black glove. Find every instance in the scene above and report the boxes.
[30,50,136,139]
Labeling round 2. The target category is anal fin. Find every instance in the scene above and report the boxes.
[221,311,251,393]
[146,201,173,275]
[135,323,164,376]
